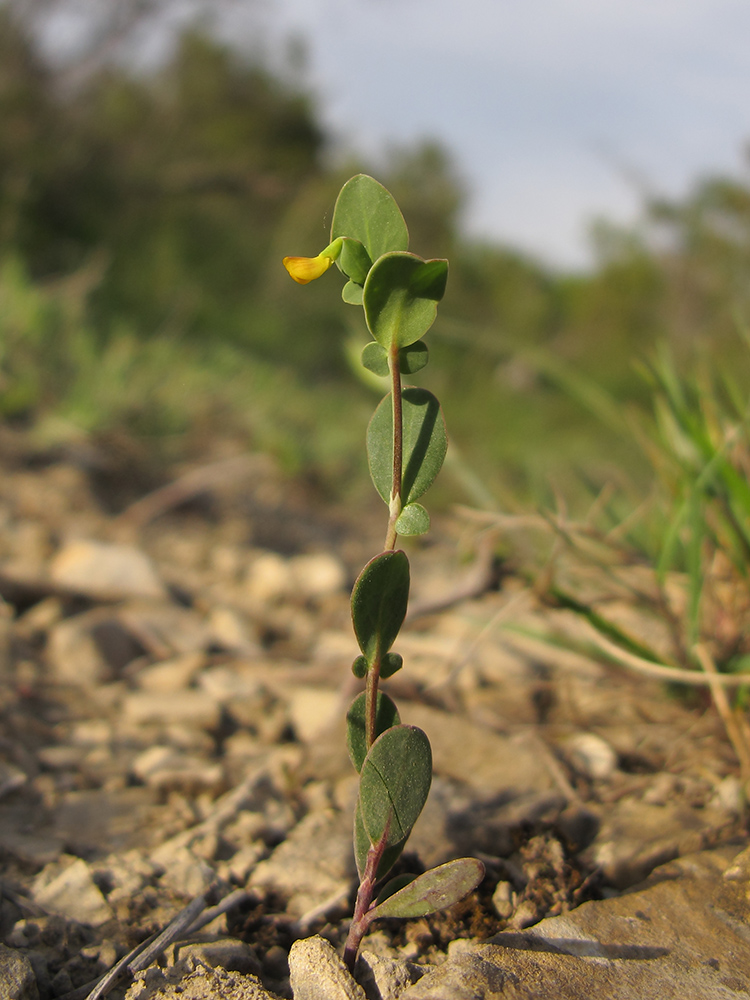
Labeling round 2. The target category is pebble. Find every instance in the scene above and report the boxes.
[0,943,39,1000]
[491,880,515,920]
[288,936,366,1000]
[250,809,354,918]
[32,856,113,927]
[50,539,165,601]
[136,653,205,694]
[122,689,222,730]
[561,732,618,781]
[289,553,346,601]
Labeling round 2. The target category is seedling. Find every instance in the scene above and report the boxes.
[284,175,484,968]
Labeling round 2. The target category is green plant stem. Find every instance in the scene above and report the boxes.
[384,346,403,551]
[343,826,388,972]
[365,656,381,749]
[370,348,403,747]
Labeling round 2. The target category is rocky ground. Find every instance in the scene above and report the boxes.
[0,431,748,1000]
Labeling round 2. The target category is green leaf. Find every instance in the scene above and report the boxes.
[353,799,407,882]
[359,724,431,851]
[331,175,409,263]
[363,253,448,350]
[367,387,448,506]
[362,342,389,377]
[375,874,417,906]
[346,691,400,772]
[351,550,410,666]
[380,652,403,679]
[395,503,430,536]
[400,340,429,374]
[369,858,485,920]
[342,281,364,305]
[352,655,368,678]
[338,237,372,285]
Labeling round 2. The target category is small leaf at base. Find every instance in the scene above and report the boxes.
[369,858,485,920]
[396,503,430,536]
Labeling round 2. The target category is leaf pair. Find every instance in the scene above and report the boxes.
[350,718,485,918]
[332,175,448,352]
[367,387,447,536]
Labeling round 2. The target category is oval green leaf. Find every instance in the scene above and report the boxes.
[369,858,486,921]
[342,281,364,305]
[352,654,368,678]
[359,724,432,850]
[338,237,371,285]
[400,340,429,374]
[395,502,430,536]
[361,341,389,377]
[380,651,403,679]
[367,388,448,506]
[350,550,410,665]
[363,253,448,350]
[346,691,400,773]
[331,174,409,263]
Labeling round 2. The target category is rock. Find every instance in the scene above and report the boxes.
[131,746,225,795]
[32,856,113,927]
[122,689,222,731]
[400,704,555,797]
[150,843,216,897]
[170,938,261,976]
[124,961,277,1000]
[46,612,110,685]
[0,761,26,799]
[136,653,205,694]
[560,733,618,781]
[355,950,423,1000]
[288,936,365,1000]
[50,539,166,601]
[250,809,353,919]
[402,844,750,999]
[244,552,293,604]
[288,687,341,742]
[0,944,39,1000]
[584,797,730,889]
[400,951,528,999]
[492,880,515,920]
[289,553,346,601]
[207,606,260,654]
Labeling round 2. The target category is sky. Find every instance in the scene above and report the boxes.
[39,0,750,270]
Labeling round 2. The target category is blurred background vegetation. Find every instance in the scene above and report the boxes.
[2,0,750,523]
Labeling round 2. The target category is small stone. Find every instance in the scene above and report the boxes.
[289,553,346,601]
[0,943,39,1000]
[150,843,216,897]
[289,936,366,1000]
[50,539,165,601]
[244,552,292,604]
[0,761,27,799]
[288,687,340,742]
[491,880,515,920]
[122,689,221,730]
[207,607,260,654]
[711,775,743,815]
[32,856,113,927]
[250,809,353,918]
[47,613,109,685]
[356,950,423,1000]
[136,653,204,694]
[562,732,618,780]
[171,939,260,976]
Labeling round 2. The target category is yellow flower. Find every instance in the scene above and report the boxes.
[283,238,343,284]
[282,254,333,284]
